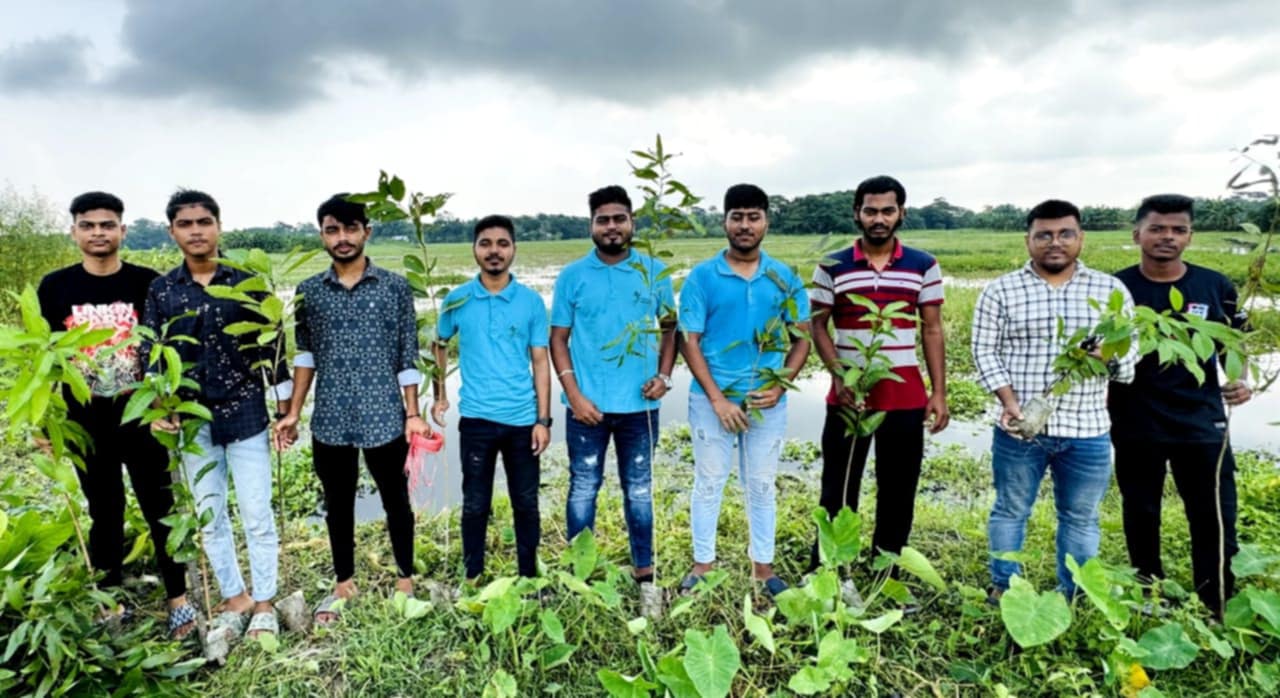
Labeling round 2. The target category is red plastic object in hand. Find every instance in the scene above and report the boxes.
[411,431,444,454]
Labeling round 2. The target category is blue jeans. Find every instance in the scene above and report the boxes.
[988,428,1112,595]
[182,425,278,602]
[689,393,786,565]
[565,409,657,569]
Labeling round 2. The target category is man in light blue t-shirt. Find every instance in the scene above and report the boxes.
[432,215,551,582]
[550,185,677,619]
[678,183,811,599]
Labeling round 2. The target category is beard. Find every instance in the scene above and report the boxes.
[327,244,364,262]
[856,218,901,245]
[729,235,761,254]
[594,238,628,256]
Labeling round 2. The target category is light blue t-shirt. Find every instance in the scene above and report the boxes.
[550,248,676,414]
[678,249,810,401]
[438,274,549,426]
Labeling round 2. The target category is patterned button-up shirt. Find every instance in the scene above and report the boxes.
[143,261,290,446]
[294,260,422,448]
[971,260,1137,439]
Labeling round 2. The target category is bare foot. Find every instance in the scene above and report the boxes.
[167,595,196,639]
[214,592,253,616]
[317,580,357,626]
[247,600,275,639]
[394,577,414,597]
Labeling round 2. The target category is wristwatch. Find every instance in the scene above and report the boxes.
[657,373,673,390]
[536,416,553,428]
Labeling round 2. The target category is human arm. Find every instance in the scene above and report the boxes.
[531,345,551,455]
[641,276,678,400]
[550,325,602,425]
[920,303,949,433]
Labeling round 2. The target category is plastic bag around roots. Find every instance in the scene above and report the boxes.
[405,432,445,506]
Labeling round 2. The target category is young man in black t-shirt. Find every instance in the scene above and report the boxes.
[1108,194,1252,616]
[36,192,195,638]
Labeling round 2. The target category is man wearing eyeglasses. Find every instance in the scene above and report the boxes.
[971,199,1137,600]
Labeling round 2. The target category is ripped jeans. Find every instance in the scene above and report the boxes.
[565,409,657,569]
[688,393,786,565]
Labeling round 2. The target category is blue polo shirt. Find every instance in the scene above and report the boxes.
[438,274,548,426]
[551,248,676,414]
[679,249,810,401]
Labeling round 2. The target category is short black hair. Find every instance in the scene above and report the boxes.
[853,175,907,210]
[474,214,515,241]
[1026,199,1080,229]
[1135,194,1194,223]
[69,191,124,218]
[723,183,768,214]
[166,189,220,223]
[317,193,369,227]
[588,185,632,216]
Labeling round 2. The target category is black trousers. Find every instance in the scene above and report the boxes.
[810,406,925,570]
[1112,439,1238,613]
[70,398,187,599]
[459,417,541,579]
[312,436,416,581]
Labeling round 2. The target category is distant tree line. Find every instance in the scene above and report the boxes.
[115,192,1279,249]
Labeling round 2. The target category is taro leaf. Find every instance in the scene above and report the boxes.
[540,643,576,670]
[597,669,657,698]
[1137,623,1198,670]
[569,528,598,580]
[774,587,824,624]
[813,505,862,567]
[1066,555,1129,630]
[482,590,521,635]
[1233,544,1280,579]
[540,609,565,643]
[1248,588,1280,630]
[627,617,648,635]
[1252,660,1280,694]
[483,669,518,698]
[256,631,279,653]
[1189,617,1234,659]
[999,576,1071,648]
[895,546,946,591]
[401,595,431,620]
[788,666,832,696]
[858,609,904,634]
[817,629,867,670]
[742,594,775,654]
[683,625,740,698]
[656,654,700,698]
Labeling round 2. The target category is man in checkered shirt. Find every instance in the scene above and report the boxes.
[971,199,1136,599]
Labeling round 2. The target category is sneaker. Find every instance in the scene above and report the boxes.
[639,581,665,620]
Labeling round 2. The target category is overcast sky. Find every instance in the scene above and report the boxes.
[1,1,1276,228]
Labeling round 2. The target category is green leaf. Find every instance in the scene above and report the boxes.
[1168,286,1184,312]
[483,669,519,698]
[1137,623,1198,670]
[999,575,1072,648]
[682,625,740,698]
[742,594,775,654]
[813,505,862,567]
[256,632,280,653]
[1249,589,1280,629]
[1066,555,1129,630]
[223,321,263,336]
[656,655,700,698]
[817,629,867,669]
[540,609,566,644]
[774,587,825,624]
[895,546,946,591]
[626,616,648,635]
[403,254,426,275]
[597,670,656,698]
[787,667,832,695]
[482,589,521,635]
[858,609,903,634]
[539,643,576,670]
[1233,544,1280,579]
[568,528,598,580]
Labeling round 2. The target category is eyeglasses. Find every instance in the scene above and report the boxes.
[1030,230,1079,245]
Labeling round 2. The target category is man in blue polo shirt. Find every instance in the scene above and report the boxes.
[679,183,811,598]
[550,185,677,618]
[432,215,551,582]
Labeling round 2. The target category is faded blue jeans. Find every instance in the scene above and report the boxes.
[689,393,786,565]
[988,428,1112,595]
[565,409,657,569]
[181,425,278,602]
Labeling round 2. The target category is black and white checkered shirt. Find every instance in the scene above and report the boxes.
[971,260,1137,438]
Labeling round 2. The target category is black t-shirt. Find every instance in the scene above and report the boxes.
[1108,263,1243,443]
[36,262,159,408]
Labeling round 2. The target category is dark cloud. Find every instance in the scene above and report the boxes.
[0,35,91,91]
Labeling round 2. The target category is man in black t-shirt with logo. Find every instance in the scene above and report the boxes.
[36,192,195,638]
[1108,193,1252,616]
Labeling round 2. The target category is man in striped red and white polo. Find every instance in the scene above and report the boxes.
[808,175,949,572]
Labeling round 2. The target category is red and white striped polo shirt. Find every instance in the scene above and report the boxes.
[810,238,944,411]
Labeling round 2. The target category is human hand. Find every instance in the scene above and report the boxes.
[711,396,750,433]
[531,424,550,455]
[925,391,950,434]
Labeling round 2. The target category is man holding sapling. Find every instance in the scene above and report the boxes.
[678,184,810,598]
[1107,194,1251,615]
[550,185,676,618]
[433,215,551,584]
[145,190,291,640]
[273,194,427,624]
[808,175,948,573]
[36,191,194,638]
[971,199,1137,598]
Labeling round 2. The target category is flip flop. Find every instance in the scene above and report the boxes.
[313,593,347,627]
[760,576,789,599]
[678,573,705,595]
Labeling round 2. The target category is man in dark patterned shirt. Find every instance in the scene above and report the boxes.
[145,190,292,641]
[275,194,430,624]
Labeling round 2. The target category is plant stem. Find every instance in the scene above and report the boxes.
[61,491,93,576]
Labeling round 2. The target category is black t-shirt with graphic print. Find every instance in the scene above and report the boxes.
[36,262,158,412]
[1108,263,1242,444]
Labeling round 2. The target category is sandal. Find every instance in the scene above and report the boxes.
[247,610,278,638]
[167,603,198,640]
[678,573,705,596]
[760,576,789,599]
[313,593,347,627]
